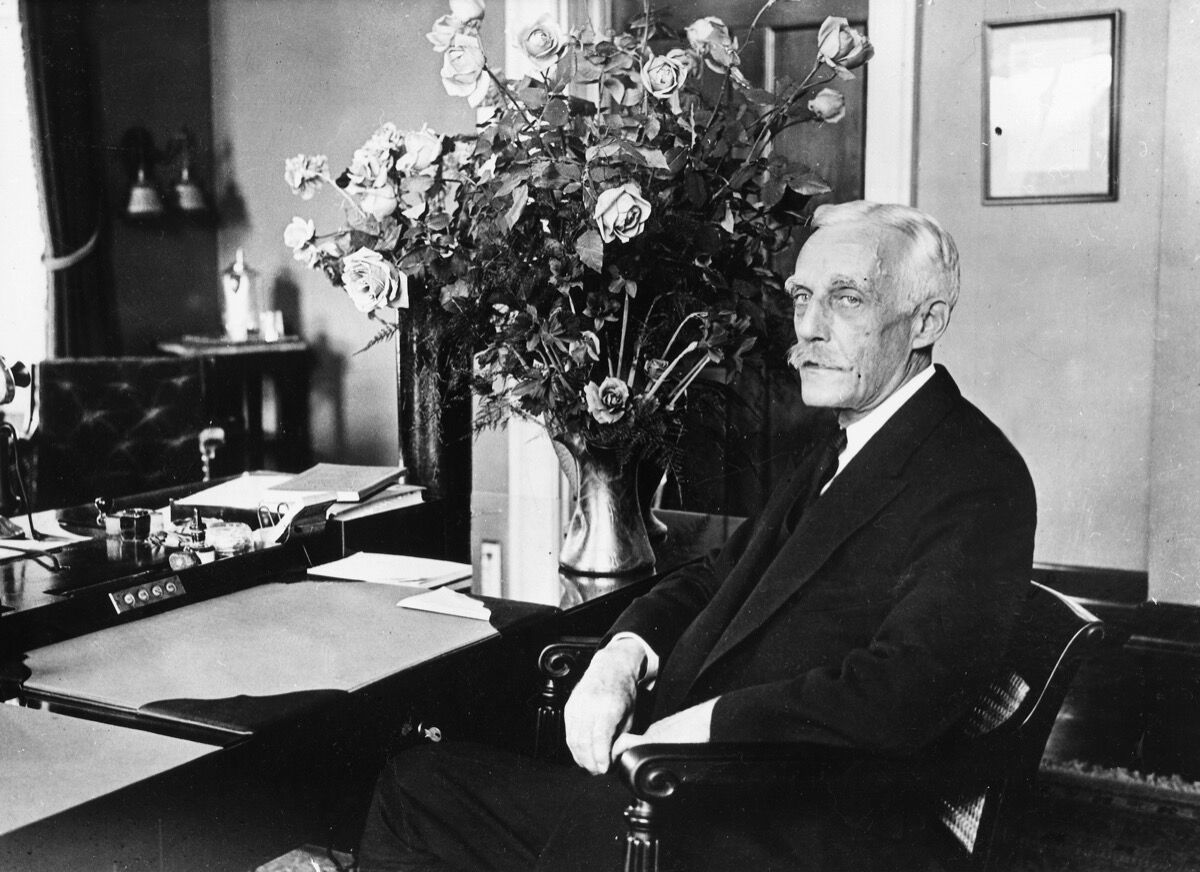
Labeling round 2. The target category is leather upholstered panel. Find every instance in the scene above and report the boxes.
[33,357,206,509]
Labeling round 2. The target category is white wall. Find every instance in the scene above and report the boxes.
[918,0,1170,576]
[1147,1,1200,604]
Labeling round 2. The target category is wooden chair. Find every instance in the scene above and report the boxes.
[535,580,1106,872]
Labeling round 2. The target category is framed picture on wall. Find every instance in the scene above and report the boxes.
[982,11,1121,205]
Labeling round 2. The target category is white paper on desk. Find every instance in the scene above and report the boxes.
[398,588,492,621]
[173,473,304,511]
[0,511,91,552]
[308,552,472,589]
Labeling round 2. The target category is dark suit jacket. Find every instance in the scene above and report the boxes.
[610,365,1037,759]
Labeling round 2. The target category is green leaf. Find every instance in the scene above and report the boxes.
[543,98,570,127]
[727,164,756,191]
[551,48,579,90]
[638,148,670,170]
[787,173,833,196]
[665,146,688,175]
[575,228,604,272]
[552,161,582,182]
[501,184,529,232]
[618,141,649,166]
[573,54,604,83]
[761,178,786,209]
[684,172,708,208]
[519,85,548,109]
[586,140,623,162]
[358,321,399,355]
[495,169,531,198]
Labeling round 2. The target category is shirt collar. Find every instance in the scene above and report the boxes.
[834,364,936,481]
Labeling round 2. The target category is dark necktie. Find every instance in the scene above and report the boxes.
[784,427,847,533]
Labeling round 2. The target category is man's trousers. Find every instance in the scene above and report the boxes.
[357,741,941,872]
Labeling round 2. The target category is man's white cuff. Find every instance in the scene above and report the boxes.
[608,632,660,685]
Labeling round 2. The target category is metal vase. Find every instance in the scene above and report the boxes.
[636,458,669,543]
[553,434,656,576]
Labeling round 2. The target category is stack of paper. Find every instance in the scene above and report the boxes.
[326,483,425,522]
[307,552,472,589]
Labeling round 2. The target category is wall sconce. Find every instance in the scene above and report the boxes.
[120,126,165,219]
[118,125,210,220]
[170,127,207,214]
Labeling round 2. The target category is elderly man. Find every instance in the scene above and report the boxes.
[359,201,1036,872]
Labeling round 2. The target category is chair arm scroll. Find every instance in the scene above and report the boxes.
[533,636,603,760]
[615,741,863,804]
[537,636,604,682]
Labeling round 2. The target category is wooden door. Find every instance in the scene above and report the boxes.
[613,0,869,516]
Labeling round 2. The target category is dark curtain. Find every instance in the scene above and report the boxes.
[22,0,121,358]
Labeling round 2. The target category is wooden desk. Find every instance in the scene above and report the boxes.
[158,337,312,472]
[1,507,736,869]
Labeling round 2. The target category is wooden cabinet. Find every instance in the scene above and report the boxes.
[159,337,312,473]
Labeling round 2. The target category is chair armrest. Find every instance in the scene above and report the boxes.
[615,741,864,804]
[533,636,603,760]
[537,636,604,682]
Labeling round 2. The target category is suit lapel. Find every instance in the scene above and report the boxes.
[692,367,963,682]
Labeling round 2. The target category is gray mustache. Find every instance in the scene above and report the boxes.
[786,343,840,370]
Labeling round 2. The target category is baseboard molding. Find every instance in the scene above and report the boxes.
[1041,757,1200,813]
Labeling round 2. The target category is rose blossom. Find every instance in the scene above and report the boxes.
[817,17,873,71]
[341,248,407,313]
[349,124,403,185]
[440,33,490,107]
[426,14,463,52]
[449,0,485,22]
[807,88,846,123]
[594,182,651,244]
[584,377,630,424]
[685,16,739,74]
[283,216,315,251]
[517,16,567,70]
[348,146,389,187]
[283,154,328,200]
[397,125,443,173]
[641,53,688,100]
[355,183,400,221]
[666,48,698,78]
[568,331,601,366]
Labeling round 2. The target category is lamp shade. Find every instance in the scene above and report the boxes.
[174,164,206,213]
[126,166,164,217]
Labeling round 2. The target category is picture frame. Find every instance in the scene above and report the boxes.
[982,11,1121,205]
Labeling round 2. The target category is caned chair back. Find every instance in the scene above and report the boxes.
[935,581,1106,869]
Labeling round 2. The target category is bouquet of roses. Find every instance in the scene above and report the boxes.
[284,0,871,464]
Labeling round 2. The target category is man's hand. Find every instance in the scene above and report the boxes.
[564,638,646,774]
[610,698,717,760]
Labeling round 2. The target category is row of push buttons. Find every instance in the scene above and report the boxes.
[109,577,186,614]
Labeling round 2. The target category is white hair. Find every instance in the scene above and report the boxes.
[811,201,960,312]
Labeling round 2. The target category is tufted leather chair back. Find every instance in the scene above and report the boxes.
[31,357,206,509]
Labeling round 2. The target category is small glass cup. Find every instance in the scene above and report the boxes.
[115,508,153,541]
[206,521,254,557]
